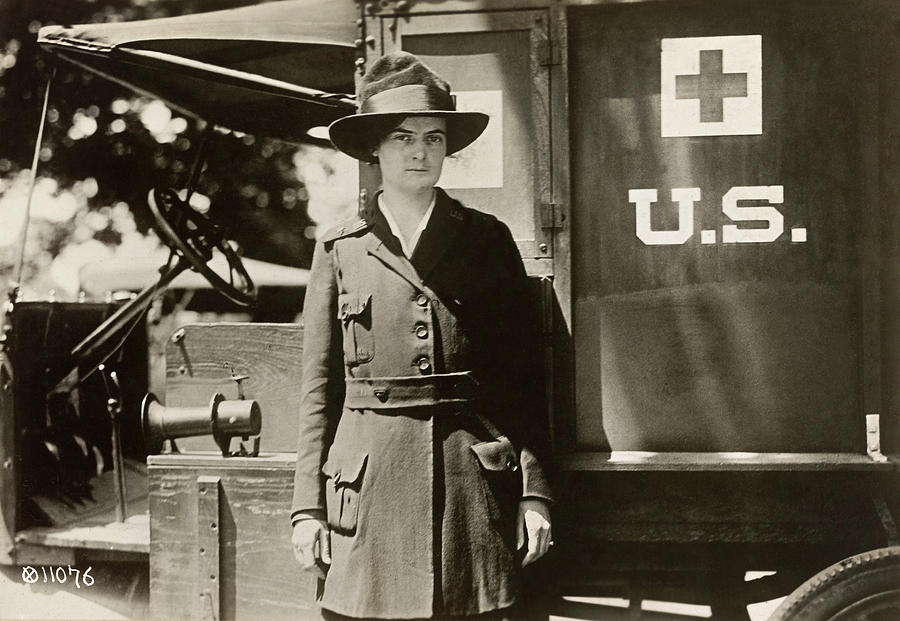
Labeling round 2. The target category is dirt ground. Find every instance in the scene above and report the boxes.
[0,564,783,621]
[0,563,149,620]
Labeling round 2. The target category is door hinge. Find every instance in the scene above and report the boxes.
[540,203,565,229]
[537,37,561,67]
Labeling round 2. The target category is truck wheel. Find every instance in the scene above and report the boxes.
[769,547,900,621]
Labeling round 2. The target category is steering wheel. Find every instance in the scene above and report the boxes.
[147,187,256,306]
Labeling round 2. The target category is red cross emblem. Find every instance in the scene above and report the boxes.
[661,35,762,137]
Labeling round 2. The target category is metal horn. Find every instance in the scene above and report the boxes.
[141,392,261,457]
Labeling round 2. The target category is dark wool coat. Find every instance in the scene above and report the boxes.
[291,188,553,619]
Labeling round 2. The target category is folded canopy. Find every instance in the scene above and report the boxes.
[78,251,309,297]
[38,0,357,142]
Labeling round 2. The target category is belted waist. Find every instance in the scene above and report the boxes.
[344,372,479,409]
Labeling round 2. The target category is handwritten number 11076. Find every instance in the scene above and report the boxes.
[21,565,94,588]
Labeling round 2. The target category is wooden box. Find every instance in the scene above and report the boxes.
[148,453,317,620]
[150,322,315,620]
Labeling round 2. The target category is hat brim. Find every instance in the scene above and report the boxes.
[328,111,489,163]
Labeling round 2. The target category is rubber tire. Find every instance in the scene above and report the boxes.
[769,547,900,621]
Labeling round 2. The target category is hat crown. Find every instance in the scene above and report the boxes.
[328,51,488,162]
[357,51,455,114]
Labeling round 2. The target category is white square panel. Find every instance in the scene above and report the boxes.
[438,90,503,189]
[661,35,762,137]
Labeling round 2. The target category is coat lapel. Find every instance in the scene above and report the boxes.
[410,188,464,281]
[364,188,464,288]
[365,203,424,288]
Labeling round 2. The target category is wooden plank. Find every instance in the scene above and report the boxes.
[14,461,148,560]
[165,323,303,453]
[149,456,318,621]
[555,469,893,549]
[560,451,898,472]
[30,458,148,528]
[197,476,221,621]
[578,521,828,544]
[15,514,149,554]
[13,542,76,566]
[148,452,295,469]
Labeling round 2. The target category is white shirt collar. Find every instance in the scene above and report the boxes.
[377,192,436,258]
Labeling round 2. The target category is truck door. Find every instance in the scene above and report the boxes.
[565,0,898,453]
[380,9,554,277]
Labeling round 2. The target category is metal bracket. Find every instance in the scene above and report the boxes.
[99,365,128,523]
[866,413,888,463]
[537,35,561,67]
[365,0,411,14]
[871,492,899,546]
[540,203,566,229]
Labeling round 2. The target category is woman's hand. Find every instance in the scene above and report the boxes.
[292,519,331,579]
[517,498,552,566]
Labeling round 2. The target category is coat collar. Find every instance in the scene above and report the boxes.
[411,188,464,279]
[364,187,464,287]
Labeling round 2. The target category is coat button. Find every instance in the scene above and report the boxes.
[415,293,428,307]
[505,457,518,471]
[374,388,389,403]
[416,356,431,374]
[414,323,428,339]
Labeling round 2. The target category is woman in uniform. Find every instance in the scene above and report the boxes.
[291,51,553,620]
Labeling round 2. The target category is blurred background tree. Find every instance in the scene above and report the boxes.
[0,0,357,301]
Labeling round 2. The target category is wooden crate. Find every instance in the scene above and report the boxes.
[148,453,317,621]
[151,322,313,619]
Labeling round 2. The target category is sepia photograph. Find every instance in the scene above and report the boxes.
[0,0,897,620]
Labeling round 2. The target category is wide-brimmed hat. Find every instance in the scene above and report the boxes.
[328,51,489,163]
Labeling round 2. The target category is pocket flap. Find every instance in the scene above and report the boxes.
[322,452,369,486]
[338,293,371,321]
[470,436,519,472]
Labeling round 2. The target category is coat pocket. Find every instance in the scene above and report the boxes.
[322,452,368,534]
[337,292,374,366]
[470,436,521,522]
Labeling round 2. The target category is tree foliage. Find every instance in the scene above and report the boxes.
[0,0,327,299]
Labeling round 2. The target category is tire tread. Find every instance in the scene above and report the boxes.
[769,546,900,621]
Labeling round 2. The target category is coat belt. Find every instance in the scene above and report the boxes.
[344,371,478,409]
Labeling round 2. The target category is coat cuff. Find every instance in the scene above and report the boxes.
[290,508,325,526]
[520,446,553,503]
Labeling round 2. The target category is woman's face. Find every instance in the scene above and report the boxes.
[374,116,447,193]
